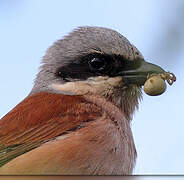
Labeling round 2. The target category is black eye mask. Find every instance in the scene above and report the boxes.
[56,53,143,82]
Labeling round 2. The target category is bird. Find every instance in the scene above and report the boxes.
[0,26,164,175]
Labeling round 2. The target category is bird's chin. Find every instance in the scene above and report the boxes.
[103,84,142,121]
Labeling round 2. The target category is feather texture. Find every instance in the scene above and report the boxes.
[0,92,136,175]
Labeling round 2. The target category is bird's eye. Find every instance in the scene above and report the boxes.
[89,57,107,71]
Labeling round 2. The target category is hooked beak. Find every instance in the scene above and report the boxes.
[119,60,165,86]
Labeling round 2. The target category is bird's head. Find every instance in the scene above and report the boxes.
[31,26,164,121]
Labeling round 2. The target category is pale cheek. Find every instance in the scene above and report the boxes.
[50,82,92,95]
[107,77,122,87]
[50,77,123,96]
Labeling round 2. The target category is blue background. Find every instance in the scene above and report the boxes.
[0,0,184,175]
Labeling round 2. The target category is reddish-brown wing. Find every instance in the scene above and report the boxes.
[0,92,102,167]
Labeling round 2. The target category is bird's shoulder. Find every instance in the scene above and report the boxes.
[0,92,102,138]
[0,92,104,167]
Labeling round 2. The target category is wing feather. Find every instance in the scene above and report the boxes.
[0,92,102,167]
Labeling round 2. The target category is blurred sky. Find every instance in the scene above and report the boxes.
[0,0,184,177]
